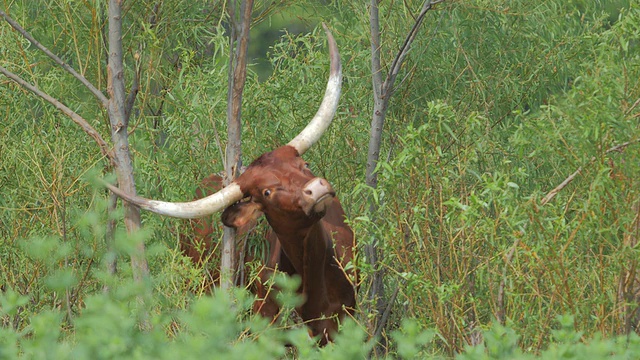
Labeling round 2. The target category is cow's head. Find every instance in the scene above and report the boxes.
[104,25,341,222]
[220,145,336,233]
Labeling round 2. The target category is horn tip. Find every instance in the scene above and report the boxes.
[321,23,341,77]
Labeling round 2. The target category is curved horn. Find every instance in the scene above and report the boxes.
[288,23,343,155]
[104,181,243,219]
[104,25,342,219]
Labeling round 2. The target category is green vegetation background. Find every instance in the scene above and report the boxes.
[1,0,640,358]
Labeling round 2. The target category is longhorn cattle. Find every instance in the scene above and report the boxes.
[105,26,356,344]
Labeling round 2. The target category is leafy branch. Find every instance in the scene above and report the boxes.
[0,65,114,164]
[540,139,639,205]
[0,10,114,164]
[0,10,109,107]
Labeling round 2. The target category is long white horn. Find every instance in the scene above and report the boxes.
[288,23,342,155]
[105,25,342,219]
[104,181,243,219]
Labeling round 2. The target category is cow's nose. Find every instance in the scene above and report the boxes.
[303,178,335,201]
[302,178,335,214]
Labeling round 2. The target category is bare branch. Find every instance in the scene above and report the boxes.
[540,165,585,206]
[225,0,254,180]
[625,97,640,116]
[382,0,443,100]
[124,53,141,125]
[370,0,383,101]
[540,139,639,205]
[367,0,442,188]
[374,282,401,345]
[0,9,109,108]
[0,65,115,164]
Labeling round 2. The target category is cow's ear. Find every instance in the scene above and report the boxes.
[221,200,263,229]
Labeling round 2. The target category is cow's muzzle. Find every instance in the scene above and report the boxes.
[302,177,335,216]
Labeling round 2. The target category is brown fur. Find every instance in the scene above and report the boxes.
[182,145,356,345]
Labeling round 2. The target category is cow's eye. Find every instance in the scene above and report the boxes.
[263,189,271,197]
[304,162,310,168]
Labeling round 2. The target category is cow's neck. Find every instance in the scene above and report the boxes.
[270,220,333,295]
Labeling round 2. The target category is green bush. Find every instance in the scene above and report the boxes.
[3,0,640,358]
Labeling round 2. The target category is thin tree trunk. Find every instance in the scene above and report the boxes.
[366,0,387,350]
[366,0,444,354]
[107,0,149,284]
[220,0,254,290]
[1,5,148,283]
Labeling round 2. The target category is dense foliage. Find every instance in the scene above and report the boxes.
[1,0,640,358]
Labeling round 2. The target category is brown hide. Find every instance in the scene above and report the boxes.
[184,146,356,345]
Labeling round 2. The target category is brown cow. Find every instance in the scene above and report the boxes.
[220,145,356,344]
[105,26,356,344]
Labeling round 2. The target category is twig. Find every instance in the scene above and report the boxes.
[497,237,520,325]
[499,140,638,325]
[373,282,401,348]
[382,0,445,100]
[0,66,115,164]
[0,9,109,108]
[540,140,639,205]
[124,53,141,125]
[625,97,640,116]
[540,165,585,206]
